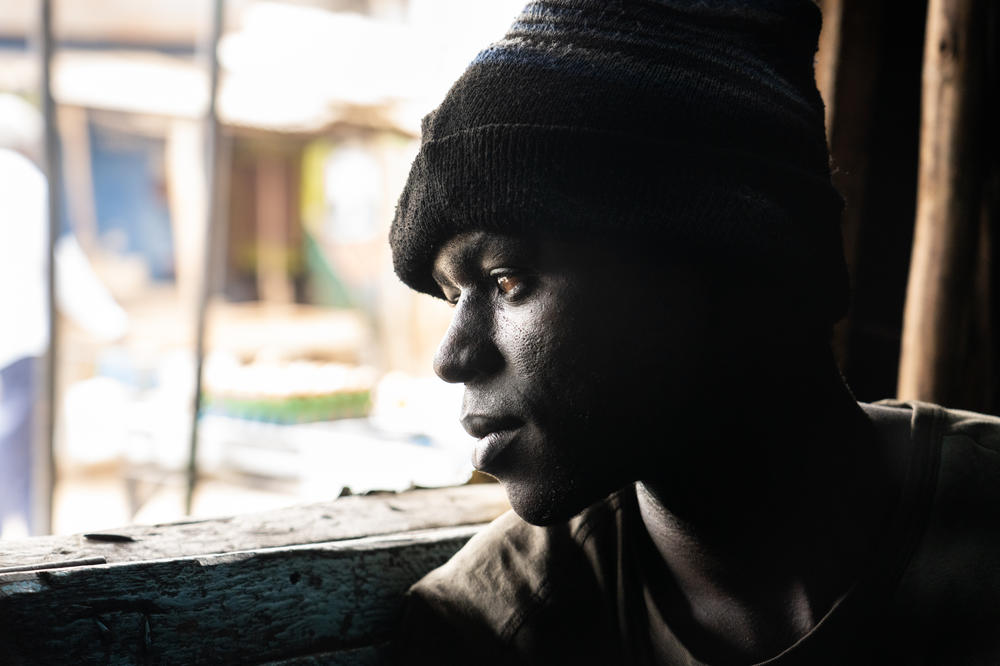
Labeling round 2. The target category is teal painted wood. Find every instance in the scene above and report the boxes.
[0,525,481,665]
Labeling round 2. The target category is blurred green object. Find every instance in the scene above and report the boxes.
[303,230,353,308]
[200,388,371,424]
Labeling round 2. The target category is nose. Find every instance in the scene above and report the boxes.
[433,299,503,384]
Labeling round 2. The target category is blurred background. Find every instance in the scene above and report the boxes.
[0,0,527,538]
[0,0,996,539]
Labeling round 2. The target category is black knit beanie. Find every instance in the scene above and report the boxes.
[390,0,849,323]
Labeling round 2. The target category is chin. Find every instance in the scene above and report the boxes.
[485,421,637,525]
[499,475,621,527]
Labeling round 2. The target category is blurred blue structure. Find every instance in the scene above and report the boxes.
[89,122,175,281]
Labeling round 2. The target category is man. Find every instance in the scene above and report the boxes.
[387,1,1000,663]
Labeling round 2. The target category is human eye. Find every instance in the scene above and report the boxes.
[489,269,531,301]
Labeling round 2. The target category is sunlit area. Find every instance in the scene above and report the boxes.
[0,0,527,538]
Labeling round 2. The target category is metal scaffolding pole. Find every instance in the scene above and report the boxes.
[185,0,226,515]
[32,0,60,536]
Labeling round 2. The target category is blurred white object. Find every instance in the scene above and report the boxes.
[370,371,468,449]
[60,376,130,466]
[0,148,48,368]
[196,415,473,498]
[0,514,29,540]
[0,93,43,158]
[55,236,129,341]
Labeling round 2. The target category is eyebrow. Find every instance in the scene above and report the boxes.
[432,234,538,290]
[431,235,487,289]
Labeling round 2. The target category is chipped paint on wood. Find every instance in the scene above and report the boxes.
[0,579,43,595]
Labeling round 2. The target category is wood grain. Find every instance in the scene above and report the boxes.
[0,484,508,570]
[0,525,482,665]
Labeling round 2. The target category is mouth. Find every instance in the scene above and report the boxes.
[460,414,523,470]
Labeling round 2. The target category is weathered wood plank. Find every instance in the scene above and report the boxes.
[0,525,482,665]
[0,484,508,570]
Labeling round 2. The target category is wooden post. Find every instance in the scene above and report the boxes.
[255,155,295,303]
[32,0,59,536]
[817,0,927,402]
[57,106,98,253]
[186,0,225,515]
[898,0,988,404]
[817,0,881,368]
[816,0,843,135]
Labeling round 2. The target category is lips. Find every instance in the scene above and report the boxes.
[460,414,523,470]
[460,414,522,439]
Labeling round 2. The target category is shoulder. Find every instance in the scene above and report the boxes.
[390,489,634,664]
[879,400,1000,521]
[935,402,1000,450]
[881,401,1000,661]
[905,401,1000,572]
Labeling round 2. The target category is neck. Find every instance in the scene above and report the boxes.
[636,364,895,663]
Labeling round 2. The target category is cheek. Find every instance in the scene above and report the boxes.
[499,302,565,383]
[498,293,611,422]
[499,280,592,375]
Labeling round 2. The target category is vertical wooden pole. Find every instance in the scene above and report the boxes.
[898,0,988,404]
[815,0,843,134]
[186,0,225,515]
[32,0,59,536]
[57,106,97,253]
[816,0,928,404]
[255,156,294,304]
[817,0,885,289]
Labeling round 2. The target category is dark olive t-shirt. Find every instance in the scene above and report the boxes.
[390,402,1000,665]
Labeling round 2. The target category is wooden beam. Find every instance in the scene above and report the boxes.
[0,484,508,570]
[0,485,508,662]
[0,525,481,664]
[898,0,989,403]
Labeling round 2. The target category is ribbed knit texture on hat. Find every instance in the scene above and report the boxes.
[390,0,849,323]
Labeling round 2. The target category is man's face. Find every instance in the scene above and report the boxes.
[431,231,712,525]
